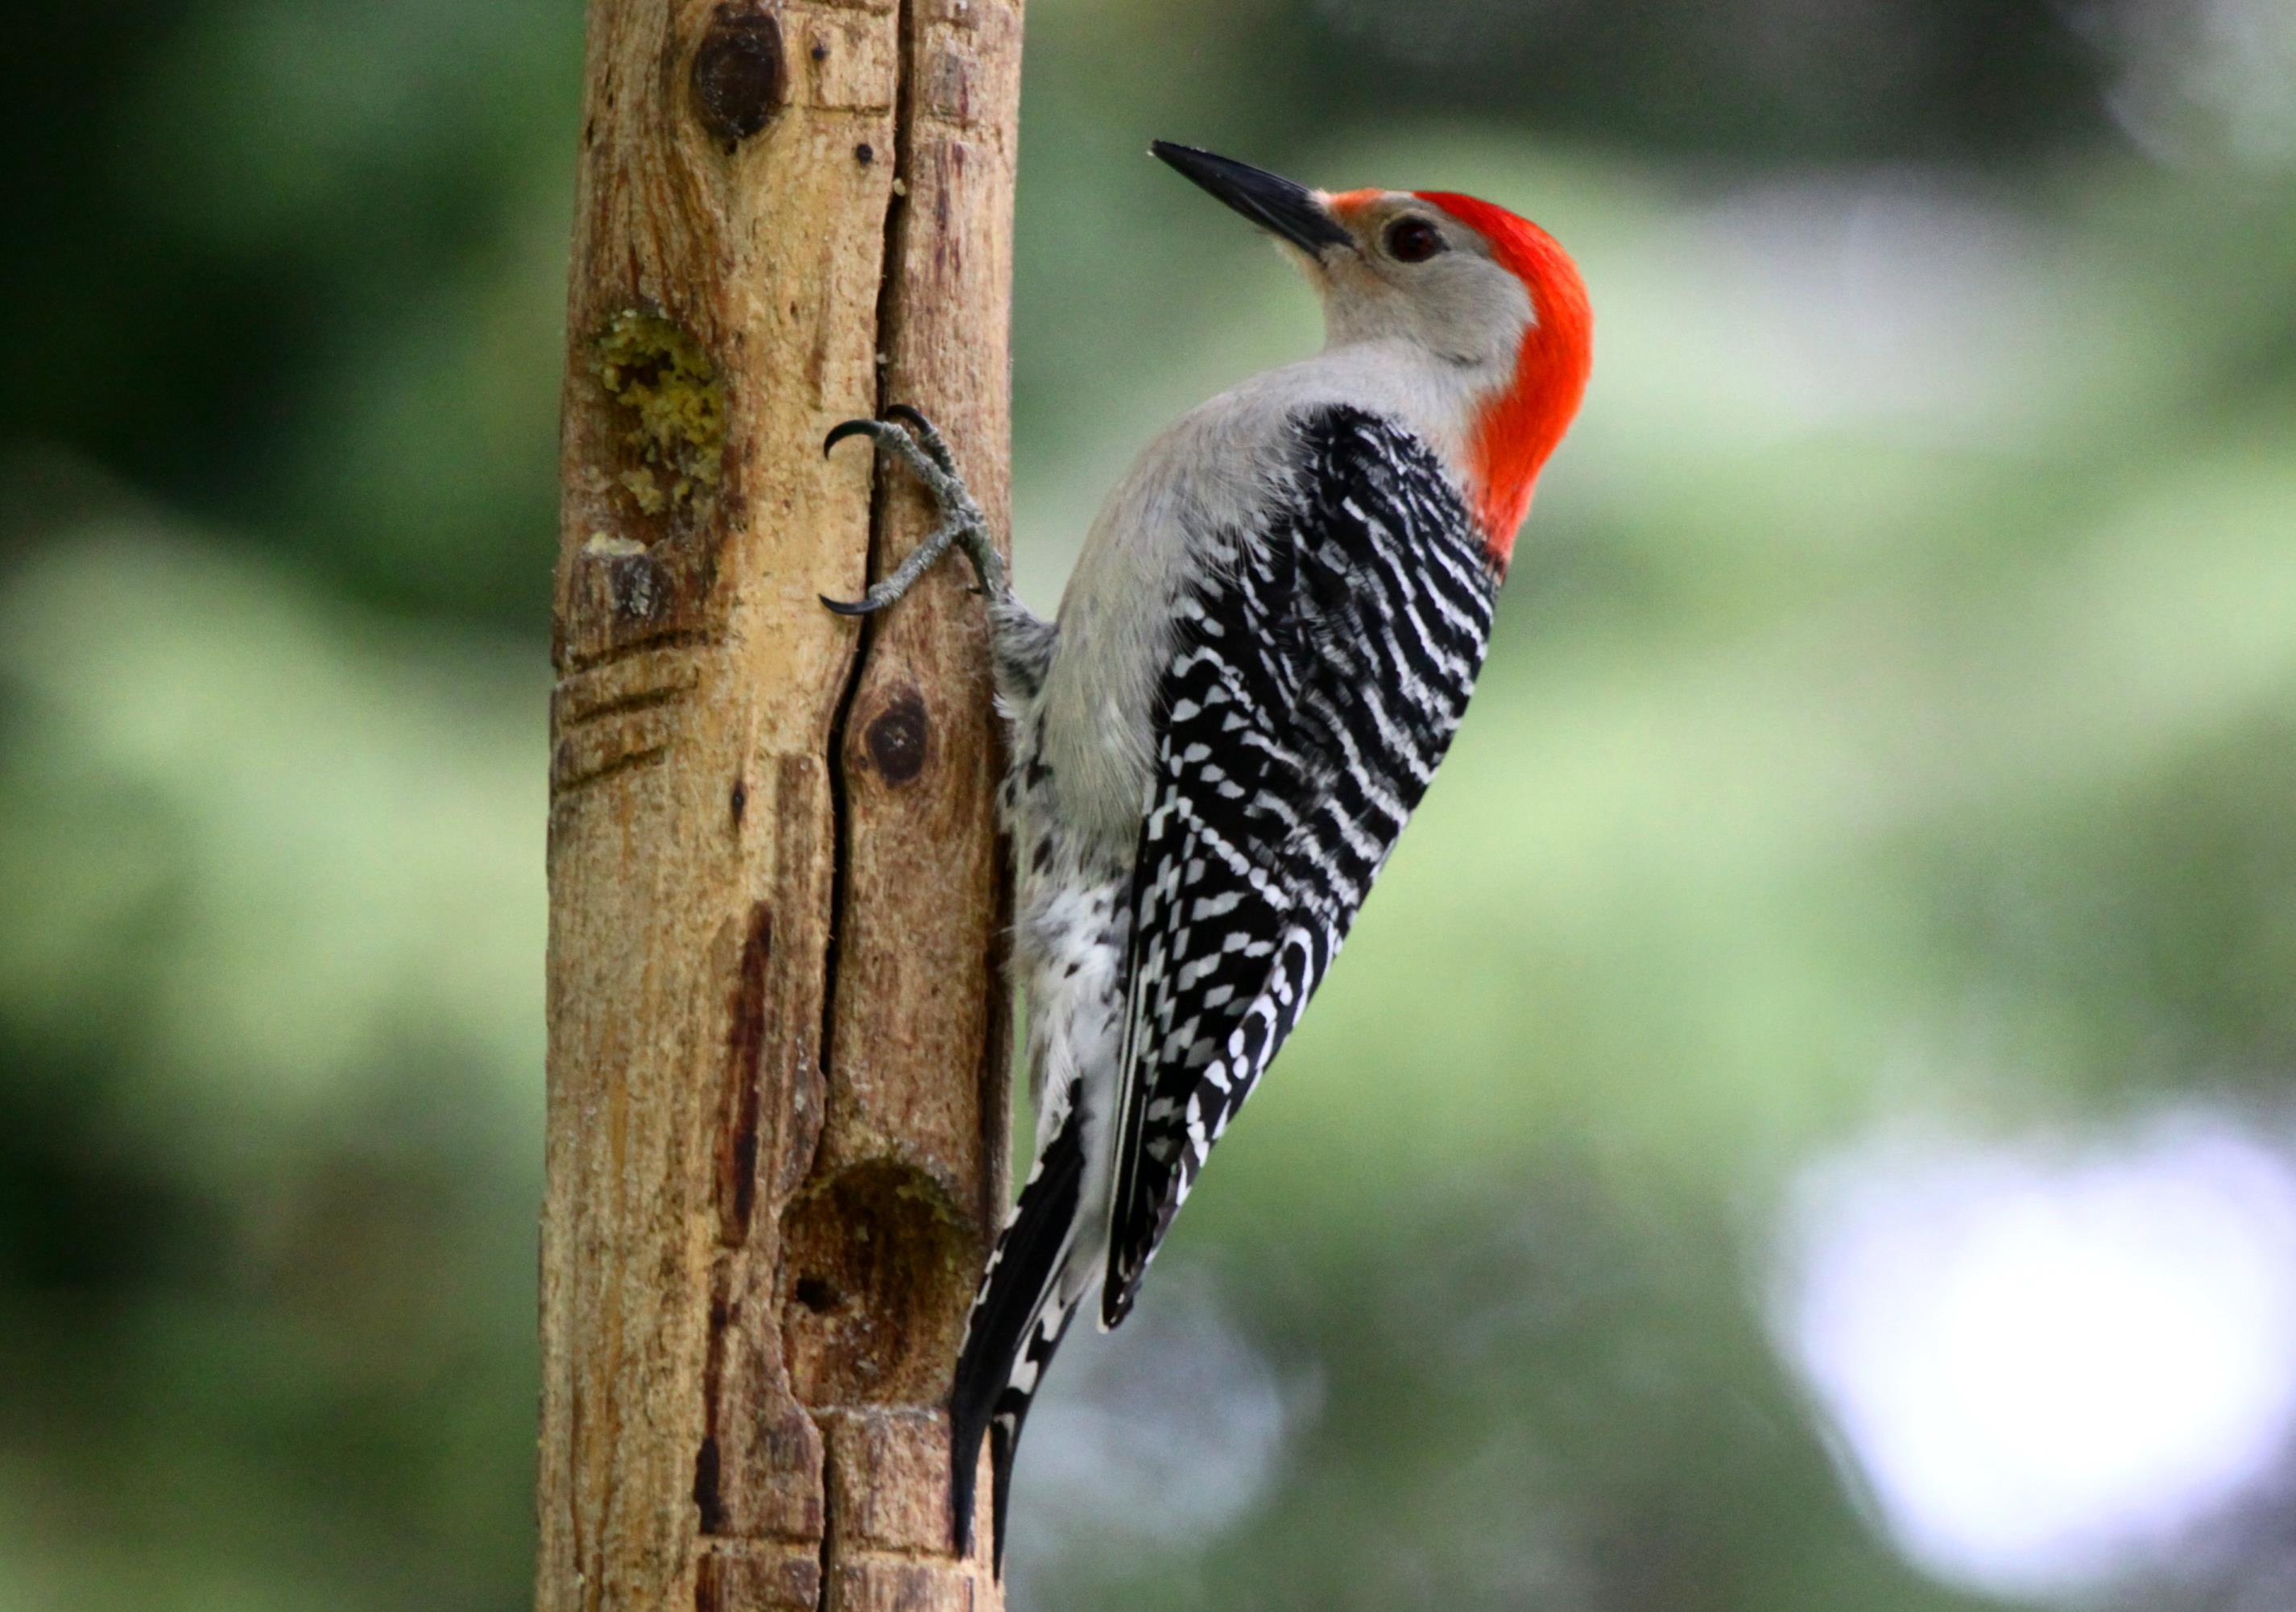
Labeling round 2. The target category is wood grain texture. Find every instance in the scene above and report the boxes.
[539,1,1021,1606]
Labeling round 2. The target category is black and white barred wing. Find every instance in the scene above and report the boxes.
[1100,407,1499,1327]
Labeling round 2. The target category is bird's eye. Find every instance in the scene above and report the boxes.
[1383,217,1446,262]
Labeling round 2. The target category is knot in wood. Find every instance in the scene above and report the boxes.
[689,5,786,152]
[863,690,930,785]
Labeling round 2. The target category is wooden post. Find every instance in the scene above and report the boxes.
[538,0,1022,1606]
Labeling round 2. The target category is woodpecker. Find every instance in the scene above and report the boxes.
[824,142,1591,1571]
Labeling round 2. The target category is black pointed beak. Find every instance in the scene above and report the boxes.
[1152,141,1353,257]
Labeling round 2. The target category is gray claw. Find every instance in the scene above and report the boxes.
[824,418,880,456]
[816,408,1003,622]
[883,404,956,472]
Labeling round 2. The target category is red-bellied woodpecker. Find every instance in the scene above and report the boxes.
[823,141,1593,1572]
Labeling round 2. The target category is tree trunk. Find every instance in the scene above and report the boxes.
[537,0,1022,1606]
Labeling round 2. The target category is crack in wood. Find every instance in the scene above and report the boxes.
[720,903,773,1245]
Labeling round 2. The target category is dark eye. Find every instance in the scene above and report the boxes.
[1383,216,1446,262]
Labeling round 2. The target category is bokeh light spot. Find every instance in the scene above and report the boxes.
[1777,1114,2296,1598]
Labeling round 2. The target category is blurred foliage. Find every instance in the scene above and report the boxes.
[2,1,2293,1609]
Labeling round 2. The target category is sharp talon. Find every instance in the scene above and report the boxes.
[883,403,933,434]
[824,419,879,456]
[821,592,883,617]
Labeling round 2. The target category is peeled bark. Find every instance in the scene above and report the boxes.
[538,1,1022,1606]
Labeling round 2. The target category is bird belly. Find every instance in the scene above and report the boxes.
[1011,796,1131,1304]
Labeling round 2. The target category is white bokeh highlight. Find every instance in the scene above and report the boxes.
[1007,1267,1316,1607]
[2092,0,2296,169]
[1776,1114,2296,1599]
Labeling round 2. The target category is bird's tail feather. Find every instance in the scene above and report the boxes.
[950,1097,1087,1574]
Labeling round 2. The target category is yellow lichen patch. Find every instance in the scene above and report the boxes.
[591,311,726,518]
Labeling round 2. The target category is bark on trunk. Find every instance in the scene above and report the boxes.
[538,1,1022,1606]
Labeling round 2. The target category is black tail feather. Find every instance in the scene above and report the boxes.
[949,1099,1087,1573]
[989,1415,1020,1576]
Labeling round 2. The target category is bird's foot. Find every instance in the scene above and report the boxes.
[820,405,1007,617]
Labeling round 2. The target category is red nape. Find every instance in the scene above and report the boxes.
[1417,192,1592,568]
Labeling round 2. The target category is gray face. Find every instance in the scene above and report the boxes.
[1148,146,1534,395]
[1303,192,1535,376]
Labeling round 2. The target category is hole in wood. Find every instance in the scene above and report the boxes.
[781,1160,974,1406]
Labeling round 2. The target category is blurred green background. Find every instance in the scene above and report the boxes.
[6,1,2295,1609]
